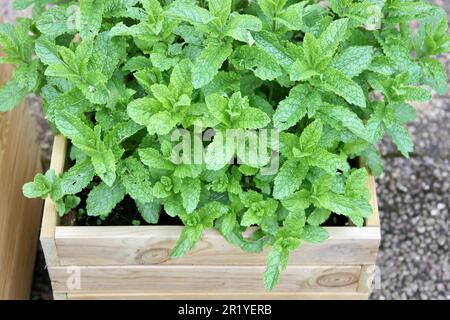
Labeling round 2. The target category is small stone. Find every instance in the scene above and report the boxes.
[437,236,447,246]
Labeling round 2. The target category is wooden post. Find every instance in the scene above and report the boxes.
[0,61,43,299]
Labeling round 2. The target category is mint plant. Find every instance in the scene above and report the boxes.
[1,0,449,290]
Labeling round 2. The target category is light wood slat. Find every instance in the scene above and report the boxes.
[53,293,69,300]
[49,265,361,294]
[68,292,369,300]
[40,136,67,267]
[0,58,43,299]
[357,265,377,295]
[55,226,380,266]
[366,175,380,227]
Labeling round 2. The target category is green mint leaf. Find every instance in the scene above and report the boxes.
[257,0,277,19]
[63,195,81,214]
[86,179,126,217]
[254,31,294,68]
[322,68,367,108]
[205,93,230,125]
[60,159,96,195]
[55,113,117,186]
[204,134,235,171]
[0,20,33,63]
[273,85,309,131]
[80,0,106,39]
[299,120,323,153]
[387,1,435,23]
[232,45,282,81]
[139,147,176,171]
[281,189,311,212]
[225,14,262,44]
[419,57,448,96]
[331,46,374,78]
[241,198,278,235]
[150,52,179,72]
[147,111,182,135]
[239,190,263,207]
[198,201,230,227]
[264,248,282,291]
[164,194,185,217]
[276,2,306,31]
[120,157,154,204]
[289,60,320,82]
[216,211,237,236]
[308,148,349,174]
[91,32,128,78]
[361,146,384,177]
[301,225,329,243]
[386,123,414,158]
[35,38,61,65]
[36,6,73,39]
[307,208,331,226]
[0,78,28,112]
[171,225,203,258]
[192,42,233,89]
[170,58,194,97]
[209,0,231,24]
[136,201,161,224]
[122,56,153,72]
[319,18,349,54]
[91,148,117,187]
[23,172,53,199]
[325,105,369,141]
[233,107,271,129]
[394,103,416,123]
[166,1,215,25]
[399,86,432,102]
[181,178,201,214]
[368,56,396,76]
[273,159,308,200]
[46,88,93,123]
[345,168,369,199]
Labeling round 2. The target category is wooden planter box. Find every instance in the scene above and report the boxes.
[42,136,381,300]
[0,63,43,299]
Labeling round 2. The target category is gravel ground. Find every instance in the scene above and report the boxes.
[370,0,450,300]
[1,0,449,300]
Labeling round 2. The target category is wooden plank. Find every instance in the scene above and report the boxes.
[49,265,362,294]
[53,293,69,300]
[40,136,67,267]
[68,292,369,300]
[366,175,380,227]
[55,226,380,266]
[0,62,43,299]
[357,265,377,297]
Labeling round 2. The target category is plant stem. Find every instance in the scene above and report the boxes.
[268,86,274,104]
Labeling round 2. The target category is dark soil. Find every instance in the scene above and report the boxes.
[61,186,350,227]
[72,194,183,227]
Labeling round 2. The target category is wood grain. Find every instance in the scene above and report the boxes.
[40,136,67,267]
[68,292,370,300]
[49,265,362,294]
[55,226,380,266]
[0,62,43,299]
[366,175,380,227]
